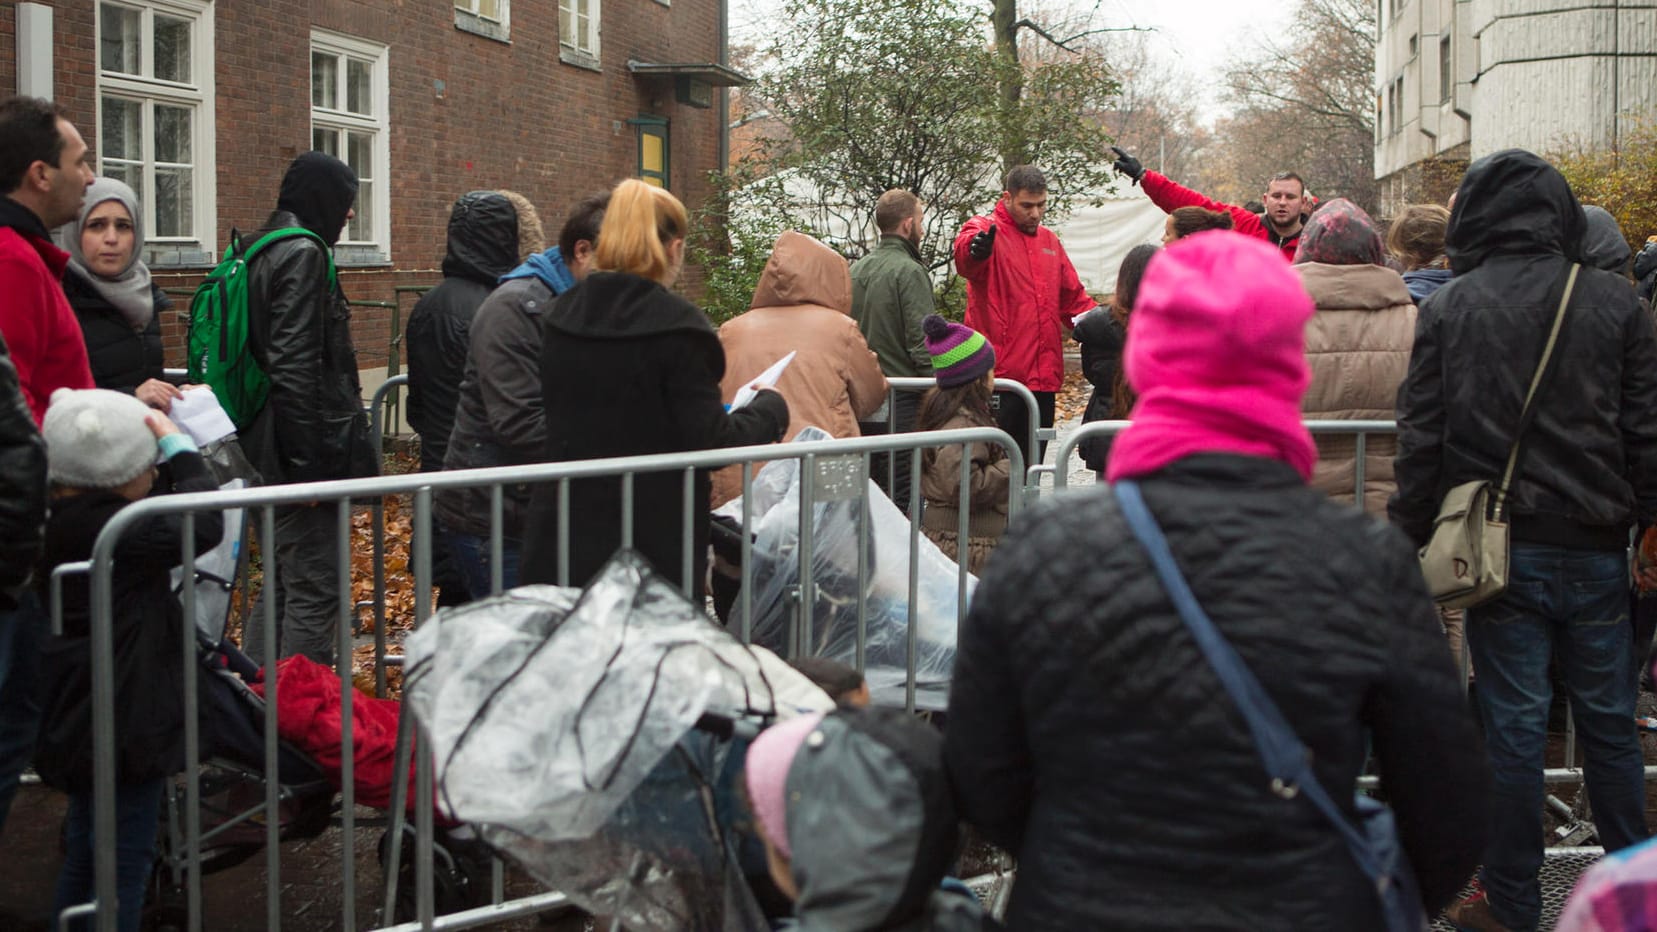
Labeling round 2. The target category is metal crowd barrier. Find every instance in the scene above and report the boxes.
[880,377,1043,498]
[67,427,1023,931]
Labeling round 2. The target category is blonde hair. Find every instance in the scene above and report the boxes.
[1386,203,1451,271]
[593,179,688,283]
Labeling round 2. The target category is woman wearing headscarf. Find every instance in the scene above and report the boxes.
[57,178,182,411]
[1292,198,1416,517]
[944,231,1484,931]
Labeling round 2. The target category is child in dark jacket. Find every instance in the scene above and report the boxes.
[915,316,1010,576]
[34,388,221,932]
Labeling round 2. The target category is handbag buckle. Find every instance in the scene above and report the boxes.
[1270,777,1299,799]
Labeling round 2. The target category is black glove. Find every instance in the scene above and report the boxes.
[1111,146,1144,184]
[968,224,996,261]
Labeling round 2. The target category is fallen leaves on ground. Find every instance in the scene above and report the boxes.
[1056,367,1091,423]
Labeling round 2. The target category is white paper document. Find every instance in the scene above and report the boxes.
[167,386,238,445]
[729,350,795,411]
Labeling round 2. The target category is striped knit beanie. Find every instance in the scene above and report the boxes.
[922,315,995,388]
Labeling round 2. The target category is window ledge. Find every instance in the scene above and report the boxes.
[455,9,510,43]
[147,244,214,270]
[334,244,391,268]
[559,47,602,72]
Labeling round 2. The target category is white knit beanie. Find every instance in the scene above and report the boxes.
[42,388,158,488]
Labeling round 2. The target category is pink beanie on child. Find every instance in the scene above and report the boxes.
[1106,230,1319,483]
[743,712,826,861]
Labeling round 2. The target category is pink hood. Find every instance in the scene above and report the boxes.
[1106,231,1318,483]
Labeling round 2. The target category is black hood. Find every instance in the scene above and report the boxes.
[441,191,520,284]
[1581,205,1631,274]
[1637,240,1657,282]
[1446,149,1584,275]
[275,151,359,247]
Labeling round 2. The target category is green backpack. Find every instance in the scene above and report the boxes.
[187,227,337,428]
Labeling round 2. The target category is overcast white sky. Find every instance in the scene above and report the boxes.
[730,0,1293,125]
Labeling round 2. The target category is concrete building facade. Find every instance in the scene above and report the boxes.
[1373,0,1657,217]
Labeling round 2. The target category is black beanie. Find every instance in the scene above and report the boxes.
[276,151,359,247]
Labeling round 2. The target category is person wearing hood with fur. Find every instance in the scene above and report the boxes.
[56,177,181,410]
[1637,236,1657,305]
[947,231,1485,931]
[406,191,541,474]
[1392,150,1657,932]
[1292,198,1416,516]
[519,180,788,599]
[710,230,887,508]
[744,707,1002,932]
[435,192,605,597]
[240,151,377,666]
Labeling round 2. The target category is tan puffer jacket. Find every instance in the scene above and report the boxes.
[712,232,887,508]
[1296,262,1416,516]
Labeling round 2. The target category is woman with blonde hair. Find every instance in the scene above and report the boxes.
[1385,204,1452,303]
[520,180,789,597]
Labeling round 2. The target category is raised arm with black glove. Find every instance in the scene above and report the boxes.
[968,224,997,261]
[1111,146,1145,185]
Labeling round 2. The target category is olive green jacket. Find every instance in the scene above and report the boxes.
[850,235,934,378]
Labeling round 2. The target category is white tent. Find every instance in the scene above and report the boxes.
[1048,183,1168,297]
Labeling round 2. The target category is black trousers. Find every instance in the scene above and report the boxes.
[994,389,1056,468]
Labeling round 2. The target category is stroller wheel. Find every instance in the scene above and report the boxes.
[378,826,479,921]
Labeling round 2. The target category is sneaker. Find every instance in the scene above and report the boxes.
[1444,890,1512,932]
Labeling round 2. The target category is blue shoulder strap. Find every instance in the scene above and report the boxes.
[1111,480,1380,875]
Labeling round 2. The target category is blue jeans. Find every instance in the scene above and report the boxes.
[54,777,166,932]
[0,589,44,832]
[1468,543,1650,930]
[442,530,521,599]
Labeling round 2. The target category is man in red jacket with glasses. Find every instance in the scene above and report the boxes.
[953,165,1096,467]
[1111,145,1308,262]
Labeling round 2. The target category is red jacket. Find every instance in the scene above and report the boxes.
[0,200,95,424]
[953,201,1095,392]
[1141,171,1302,262]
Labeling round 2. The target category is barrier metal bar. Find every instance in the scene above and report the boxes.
[180,515,203,932]
[338,498,359,931]
[77,427,1018,931]
[369,374,408,697]
[885,377,1041,483]
[1048,420,1401,491]
[906,447,923,714]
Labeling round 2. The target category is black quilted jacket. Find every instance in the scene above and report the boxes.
[944,455,1486,931]
[0,328,45,608]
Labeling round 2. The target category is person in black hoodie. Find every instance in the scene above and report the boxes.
[240,151,377,665]
[56,177,182,410]
[1392,150,1657,932]
[519,180,788,598]
[33,387,221,932]
[1072,244,1156,477]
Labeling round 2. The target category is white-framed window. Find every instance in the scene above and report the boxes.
[310,30,391,260]
[559,0,600,66]
[455,0,510,41]
[96,0,216,265]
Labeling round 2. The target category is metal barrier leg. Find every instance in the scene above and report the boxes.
[337,498,358,931]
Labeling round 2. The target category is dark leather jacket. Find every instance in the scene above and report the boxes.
[239,210,376,485]
[1390,150,1657,549]
[0,328,45,608]
[63,269,169,395]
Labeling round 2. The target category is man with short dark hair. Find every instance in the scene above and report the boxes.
[953,166,1095,466]
[1393,149,1657,931]
[0,94,93,832]
[851,188,933,509]
[436,192,609,599]
[241,151,378,666]
[1112,146,1307,261]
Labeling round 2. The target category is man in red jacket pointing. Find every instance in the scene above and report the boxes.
[1112,146,1307,261]
[953,165,1096,467]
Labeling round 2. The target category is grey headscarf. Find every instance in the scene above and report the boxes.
[58,177,154,329]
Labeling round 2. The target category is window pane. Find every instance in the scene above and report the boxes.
[101,96,143,161]
[154,104,192,164]
[478,0,501,20]
[577,13,590,50]
[346,60,373,116]
[100,3,141,75]
[312,52,338,110]
[313,128,340,158]
[349,181,372,242]
[560,6,572,45]
[346,131,373,180]
[104,161,143,209]
[154,167,192,238]
[154,14,191,83]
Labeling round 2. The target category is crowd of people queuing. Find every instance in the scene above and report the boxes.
[3,84,1657,931]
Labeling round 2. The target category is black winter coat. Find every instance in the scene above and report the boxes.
[406,192,520,473]
[239,210,377,485]
[945,455,1486,931]
[519,272,788,597]
[1071,309,1126,472]
[1390,150,1657,549]
[63,269,169,395]
[0,329,45,608]
[33,451,223,791]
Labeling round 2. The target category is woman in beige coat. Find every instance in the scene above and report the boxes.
[712,231,888,507]
[1293,199,1416,517]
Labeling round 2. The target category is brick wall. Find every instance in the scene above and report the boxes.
[14,0,730,372]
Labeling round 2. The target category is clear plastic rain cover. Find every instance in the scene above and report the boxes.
[714,427,974,709]
[402,551,814,931]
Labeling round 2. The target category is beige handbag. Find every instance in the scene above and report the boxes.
[1420,264,1579,609]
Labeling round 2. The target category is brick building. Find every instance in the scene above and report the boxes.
[2,0,742,384]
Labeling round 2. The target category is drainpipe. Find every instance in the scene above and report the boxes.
[718,0,731,173]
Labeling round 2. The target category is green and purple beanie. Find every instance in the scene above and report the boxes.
[923,314,995,388]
